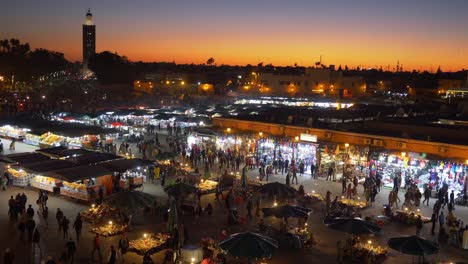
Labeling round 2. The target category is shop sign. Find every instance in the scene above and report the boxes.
[300,133,317,143]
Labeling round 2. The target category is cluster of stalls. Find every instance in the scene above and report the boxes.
[186,128,467,197]
[0,122,118,149]
[51,107,212,133]
[1,147,153,201]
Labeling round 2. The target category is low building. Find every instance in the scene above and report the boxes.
[243,67,366,98]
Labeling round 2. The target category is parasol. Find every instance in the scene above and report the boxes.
[260,182,297,198]
[324,217,383,235]
[262,205,312,218]
[219,232,278,259]
[104,191,156,214]
[164,182,197,199]
[387,235,439,256]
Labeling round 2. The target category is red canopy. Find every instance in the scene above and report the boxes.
[111,122,123,127]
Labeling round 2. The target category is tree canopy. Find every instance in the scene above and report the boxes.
[0,38,69,82]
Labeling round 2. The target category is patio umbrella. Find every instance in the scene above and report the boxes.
[262,205,312,219]
[219,232,278,259]
[388,235,439,256]
[104,191,156,214]
[324,217,383,235]
[260,182,297,198]
[164,182,197,199]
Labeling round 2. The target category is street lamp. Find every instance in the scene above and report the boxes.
[226,128,231,133]
[258,131,263,137]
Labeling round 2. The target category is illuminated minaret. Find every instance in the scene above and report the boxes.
[82,9,96,73]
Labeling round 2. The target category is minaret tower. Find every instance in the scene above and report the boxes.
[82,9,96,74]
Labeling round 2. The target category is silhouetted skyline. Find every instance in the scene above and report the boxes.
[1,0,467,71]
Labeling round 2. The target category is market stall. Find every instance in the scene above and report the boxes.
[81,204,128,225]
[8,159,76,187]
[30,164,114,201]
[5,167,30,187]
[0,125,29,139]
[343,240,388,264]
[318,143,370,180]
[198,179,219,194]
[373,153,467,199]
[393,208,431,225]
[257,138,318,168]
[128,233,171,255]
[101,158,153,190]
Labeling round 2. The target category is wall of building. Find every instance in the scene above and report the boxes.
[212,117,468,160]
[244,68,366,98]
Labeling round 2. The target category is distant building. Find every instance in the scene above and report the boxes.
[133,73,199,96]
[243,67,366,98]
[82,9,96,74]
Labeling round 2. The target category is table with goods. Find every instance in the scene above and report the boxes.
[128,233,171,255]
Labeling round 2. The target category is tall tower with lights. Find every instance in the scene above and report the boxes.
[82,9,96,74]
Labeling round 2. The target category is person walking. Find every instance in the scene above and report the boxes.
[326,167,333,181]
[42,206,49,227]
[341,176,347,194]
[26,217,36,242]
[292,169,298,185]
[118,235,129,261]
[62,216,70,239]
[73,213,83,242]
[439,211,445,230]
[416,215,423,236]
[423,187,431,206]
[345,183,353,199]
[285,171,291,186]
[431,212,437,235]
[91,234,102,263]
[246,198,253,219]
[56,208,64,232]
[26,204,34,218]
[450,190,455,210]
[107,245,117,264]
[310,163,315,179]
[65,237,76,263]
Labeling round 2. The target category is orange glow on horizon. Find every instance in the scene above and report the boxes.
[18,22,468,72]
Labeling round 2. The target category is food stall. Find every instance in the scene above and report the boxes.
[394,208,431,225]
[338,198,369,210]
[343,240,387,263]
[81,204,128,225]
[30,164,114,201]
[198,179,218,194]
[0,125,28,139]
[5,167,31,187]
[128,233,171,255]
[30,176,58,192]
[100,158,153,190]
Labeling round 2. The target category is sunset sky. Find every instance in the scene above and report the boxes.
[1,0,467,71]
